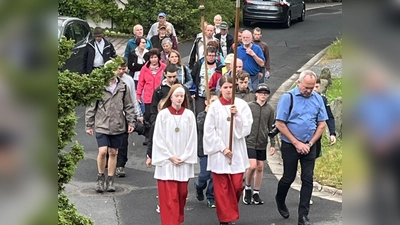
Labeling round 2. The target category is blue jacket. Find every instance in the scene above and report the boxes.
[124,37,152,59]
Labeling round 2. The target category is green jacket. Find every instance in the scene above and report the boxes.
[246,101,276,150]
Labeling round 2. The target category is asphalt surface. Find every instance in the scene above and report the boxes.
[65,5,342,225]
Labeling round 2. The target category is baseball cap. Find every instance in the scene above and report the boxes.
[158,12,166,18]
[220,21,229,30]
[158,24,167,29]
[255,83,270,94]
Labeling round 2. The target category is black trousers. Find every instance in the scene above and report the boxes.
[276,140,316,217]
[116,132,129,168]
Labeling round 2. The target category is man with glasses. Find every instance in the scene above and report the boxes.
[191,46,223,115]
[237,30,265,92]
[274,70,328,225]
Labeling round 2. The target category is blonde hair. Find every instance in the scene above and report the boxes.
[158,98,167,111]
[162,84,190,110]
[168,50,183,66]
[166,25,173,36]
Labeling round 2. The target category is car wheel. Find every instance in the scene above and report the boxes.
[243,20,251,27]
[283,12,291,28]
[298,8,305,22]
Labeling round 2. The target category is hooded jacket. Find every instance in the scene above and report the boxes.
[235,87,256,103]
[85,77,136,135]
[82,38,116,75]
[246,100,276,150]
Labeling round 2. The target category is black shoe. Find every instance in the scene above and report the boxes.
[194,183,204,201]
[252,193,264,205]
[298,215,311,225]
[143,138,149,146]
[275,195,290,219]
[242,188,252,205]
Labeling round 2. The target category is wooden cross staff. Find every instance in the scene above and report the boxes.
[227,0,241,165]
[199,1,210,105]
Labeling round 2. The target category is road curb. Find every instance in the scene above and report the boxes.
[306,3,342,11]
[267,45,342,203]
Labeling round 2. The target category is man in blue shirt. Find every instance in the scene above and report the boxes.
[237,30,265,92]
[274,70,328,225]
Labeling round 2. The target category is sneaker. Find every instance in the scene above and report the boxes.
[194,183,204,201]
[309,198,313,205]
[95,174,105,193]
[106,176,115,192]
[207,198,216,208]
[242,188,252,205]
[155,204,160,213]
[252,193,264,205]
[116,167,126,177]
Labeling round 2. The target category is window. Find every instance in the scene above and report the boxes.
[72,23,90,45]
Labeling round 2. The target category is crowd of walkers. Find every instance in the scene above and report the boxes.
[82,11,336,225]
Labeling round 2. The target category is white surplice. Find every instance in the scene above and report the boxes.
[152,108,198,181]
[203,98,253,174]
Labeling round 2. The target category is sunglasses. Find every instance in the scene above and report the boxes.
[166,76,177,78]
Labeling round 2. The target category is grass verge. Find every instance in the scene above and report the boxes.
[314,136,342,189]
[324,38,342,60]
[325,77,342,102]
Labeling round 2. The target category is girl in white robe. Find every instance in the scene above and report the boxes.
[203,75,253,225]
[152,84,197,225]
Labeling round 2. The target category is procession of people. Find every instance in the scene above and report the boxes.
[82,8,333,225]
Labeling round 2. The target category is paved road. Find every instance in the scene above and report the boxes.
[65,5,342,225]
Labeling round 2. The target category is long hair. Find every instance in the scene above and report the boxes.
[168,50,183,66]
[162,84,190,110]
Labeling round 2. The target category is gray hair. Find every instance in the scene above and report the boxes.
[298,70,317,82]
[161,38,172,46]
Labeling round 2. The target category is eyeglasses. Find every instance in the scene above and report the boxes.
[257,92,269,95]
[140,41,147,44]
[166,76,177,78]
[207,54,216,57]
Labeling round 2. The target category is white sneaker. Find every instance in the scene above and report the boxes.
[156,204,160,213]
[310,198,314,205]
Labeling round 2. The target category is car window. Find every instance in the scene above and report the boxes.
[72,23,90,46]
[64,25,75,42]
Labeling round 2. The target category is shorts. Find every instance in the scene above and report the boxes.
[95,133,124,149]
[247,148,267,161]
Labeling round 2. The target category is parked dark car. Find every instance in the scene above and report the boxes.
[58,16,92,73]
[243,0,305,28]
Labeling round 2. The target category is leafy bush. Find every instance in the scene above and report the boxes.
[58,36,121,225]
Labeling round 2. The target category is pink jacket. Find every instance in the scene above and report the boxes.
[136,61,167,104]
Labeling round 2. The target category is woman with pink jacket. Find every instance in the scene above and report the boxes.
[136,48,167,144]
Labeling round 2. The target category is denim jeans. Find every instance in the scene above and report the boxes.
[195,156,214,199]
[276,141,316,216]
[249,75,259,92]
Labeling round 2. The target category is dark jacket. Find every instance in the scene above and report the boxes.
[315,94,336,158]
[235,87,256,103]
[127,50,150,77]
[246,101,276,150]
[191,60,223,97]
[82,38,116,75]
[188,34,222,70]
[196,111,207,157]
[214,33,234,57]
[150,34,178,53]
[253,39,270,72]
[149,81,191,124]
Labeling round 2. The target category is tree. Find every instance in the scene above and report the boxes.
[57,37,120,225]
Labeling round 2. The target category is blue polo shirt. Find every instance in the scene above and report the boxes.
[237,44,264,76]
[276,86,328,143]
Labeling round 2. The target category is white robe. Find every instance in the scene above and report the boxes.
[203,98,253,174]
[152,108,198,181]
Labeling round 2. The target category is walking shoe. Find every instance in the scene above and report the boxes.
[95,174,105,193]
[207,198,216,208]
[252,193,264,205]
[298,215,311,225]
[242,188,252,205]
[194,183,204,201]
[116,167,126,177]
[310,198,313,205]
[155,204,160,213]
[106,176,115,192]
[275,195,290,219]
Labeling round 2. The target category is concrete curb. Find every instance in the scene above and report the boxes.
[267,45,342,203]
[306,3,342,11]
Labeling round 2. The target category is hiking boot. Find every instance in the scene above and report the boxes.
[116,167,126,177]
[194,183,204,201]
[95,174,105,193]
[242,188,252,205]
[207,198,216,208]
[106,176,115,192]
[252,193,264,205]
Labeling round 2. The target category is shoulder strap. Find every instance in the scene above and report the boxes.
[288,92,293,116]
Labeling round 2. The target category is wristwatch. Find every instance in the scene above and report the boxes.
[308,142,313,147]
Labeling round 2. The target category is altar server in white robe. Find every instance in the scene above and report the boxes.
[203,75,253,225]
[152,84,197,225]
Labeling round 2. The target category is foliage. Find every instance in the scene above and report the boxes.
[325,77,342,102]
[58,36,121,224]
[324,38,342,59]
[58,0,236,40]
[314,136,342,189]
[304,0,342,2]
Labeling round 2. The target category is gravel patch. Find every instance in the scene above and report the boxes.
[311,59,342,77]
